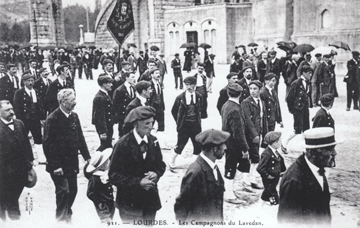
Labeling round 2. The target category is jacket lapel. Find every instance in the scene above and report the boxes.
[197,156,219,185]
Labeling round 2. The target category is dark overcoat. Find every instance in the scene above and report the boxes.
[92,90,115,135]
[260,86,282,131]
[312,108,334,130]
[237,78,250,103]
[13,88,44,121]
[286,78,312,114]
[45,78,73,114]
[278,154,331,225]
[113,84,135,123]
[174,156,224,222]
[216,86,228,114]
[0,74,19,103]
[34,77,52,101]
[109,131,166,215]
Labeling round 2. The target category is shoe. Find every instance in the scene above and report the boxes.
[346,108,350,111]
[354,106,359,110]
[281,144,288,154]
[251,183,264,190]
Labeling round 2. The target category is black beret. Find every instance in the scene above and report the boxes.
[7,63,16,69]
[352,51,360,57]
[320,93,334,106]
[175,53,179,56]
[121,61,131,66]
[97,76,113,86]
[264,131,282,145]
[22,71,35,81]
[302,65,313,73]
[241,66,253,74]
[249,80,263,89]
[135,81,152,93]
[198,63,205,67]
[195,129,230,146]
[149,68,160,75]
[264,73,277,81]
[159,53,165,57]
[315,53,322,57]
[227,82,243,94]
[323,54,331,58]
[139,51,144,54]
[102,58,114,66]
[183,76,196,84]
[124,106,156,123]
[226,72,239,79]
[305,53,311,57]
[209,54,216,57]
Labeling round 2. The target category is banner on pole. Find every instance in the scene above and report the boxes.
[107,0,135,46]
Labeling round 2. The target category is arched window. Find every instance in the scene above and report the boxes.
[211,29,216,54]
[321,10,330,29]
[204,30,209,44]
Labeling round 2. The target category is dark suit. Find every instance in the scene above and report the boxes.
[204,58,215,77]
[113,84,135,137]
[0,119,34,221]
[257,147,285,202]
[34,77,52,102]
[92,90,115,151]
[345,59,359,109]
[174,156,224,221]
[237,78,250,103]
[149,80,165,131]
[221,100,250,178]
[43,108,91,221]
[241,96,268,163]
[260,86,282,131]
[45,78,73,114]
[194,73,208,118]
[171,58,183,89]
[171,92,203,155]
[13,88,44,144]
[109,131,166,222]
[257,59,267,82]
[0,74,19,104]
[286,78,312,134]
[216,86,228,114]
[278,154,331,225]
[317,62,335,96]
[266,58,281,91]
[137,56,147,76]
[312,108,334,130]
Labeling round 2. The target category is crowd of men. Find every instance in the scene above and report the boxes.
[0,42,356,226]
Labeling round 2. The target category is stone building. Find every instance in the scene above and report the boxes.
[29,0,66,46]
[95,0,360,64]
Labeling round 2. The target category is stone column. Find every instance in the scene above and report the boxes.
[79,25,84,45]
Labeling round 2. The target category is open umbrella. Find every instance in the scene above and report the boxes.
[329,41,351,51]
[180,43,197,49]
[127,43,137,48]
[88,45,97,49]
[150,45,160,51]
[293,44,315,53]
[248,42,258,47]
[199,43,211,49]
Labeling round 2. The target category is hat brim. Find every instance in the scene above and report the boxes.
[304,141,340,149]
[85,148,113,174]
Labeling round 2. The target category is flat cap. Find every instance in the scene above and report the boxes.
[37,67,49,74]
[241,66,253,74]
[102,58,114,66]
[62,61,70,66]
[302,65,314,73]
[315,53,322,57]
[159,53,164,57]
[97,76,113,86]
[249,80,263,89]
[209,54,216,57]
[28,59,36,63]
[226,72,239,79]
[227,82,243,93]
[7,63,16,69]
[195,129,230,146]
[264,131,282,145]
[183,76,196,84]
[320,93,334,106]
[352,51,360,57]
[149,67,160,75]
[124,106,156,123]
[135,81,152,92]
[22,71,35,81]
[323,54,331,58]
[121,61,131,66]
[175,53,179,56]
[264,73,277,81]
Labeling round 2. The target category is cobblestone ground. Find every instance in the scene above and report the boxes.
[2,64,359,228]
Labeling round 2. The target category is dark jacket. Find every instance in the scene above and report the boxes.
[43,108,90,175]
[174,156,224,221]
[257,147,285,178]
[171,58,182,74]
[113,84,135,123]
[137,56,147,75]
[171,92,203,131]
[237,78,250,103]
[241,96,268,140]
[285,61,298,86]
[260,86,282,130]
[109,131,166,214]
[13,88,45,121]
[216,86,228,114]
[0,74,19,104]
[34,77,52,101]
[221,100,249,151]
[286,78,312,114]
[45,78,73,114]
[278,154,331,225]
[317,62,334,87]
[149,80,165,110]
[266,58,281,77]
[257,59,267,82]
[0,119,33,180]
[204,58,215,77]
[87,175,114,204]
[92,90,115,135]
[312,108,334,130]
[345,59,359,84]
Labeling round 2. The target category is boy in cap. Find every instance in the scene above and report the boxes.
[138,59,158,82]
[109,106,166,223]
[85,148,115,223]
[257,131,286,205]
[170,76,203,169]
[175,129,229,222]
[312,93,335,130]
[171,53,183,89]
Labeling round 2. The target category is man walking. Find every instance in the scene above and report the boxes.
[204,54,215,93]
[171,53,183,89]
[344,51,360,111]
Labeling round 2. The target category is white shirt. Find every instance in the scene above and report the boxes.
[253,97,263,119]
[200,153,218,181]
[58,77,66,87]
[152,79,161,94]
[195,73,205,87]
[245,78,251,86]
[1,118,14,131]
[268,145,279,158]
[60,106,71,118]
[265,85,273,96]
[228,97,240,105]
[133,128,148,159]
[30,67,36,76]
[99,88,109,96]
[185,91,196,105]
[300,76,308,91]
[304,155,324,191]
[137,95,148,106]
[124,81,133,96]
[42,77,49,86]
[25,87,37,103]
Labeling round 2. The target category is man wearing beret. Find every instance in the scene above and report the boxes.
[283,65,313,153]
[171,53,183,89]
[0,100,34,221]
[312,93,335,130]
[217,72,239,114]
[139,60,158,82]
[45,65,73,114]
[34,68,52,110]
[174,129,228,222]
[278,127,338,225]
[266,51,281,92]
[149,68,165,132]
[260,73,283,132]
[14,72,45,163]
[241,80,268,190]
[194,63,208,118]
[113,72,136,137]
[0,63,19,104]
[344,51,360,111]
[316,54,335,97]
[221,82,251,202]
[237,66,252,103]
[92,76,115,151]
[170,76,203,169]
[109,106,166,222]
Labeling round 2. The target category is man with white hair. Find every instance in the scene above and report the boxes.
[43,88,91,223]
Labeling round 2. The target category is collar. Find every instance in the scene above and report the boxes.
[42,77,48,83]
[133,128,148,145]
[137,95,147,105]
[268,145,279,157]
[200,153,217,170]
[24,86,33,94]
[1,117,13,125]
[300,76,307,82]
[124,81,131,88]
[271,58,276,63]
[353,59,358,64]
[228,97,240,105]
[99,88,108,96]
[60,106,71,118]
[292,60,298,66]
[245,78,251,85]
[324,61,329,66]
[152,78,160,85]
[58,77,65,84]
[304,154,321,178]
[321,106,330,115]
[265,85,273,93]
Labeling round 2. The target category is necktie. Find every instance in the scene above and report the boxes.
[157,83,161,95]
[213,165,219,181]
[257,99,260,108]
[139,141,148,154]
[190,94,194,104]
[318,167,329,192]
[130,87,134,98]
[30,90,33,102]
